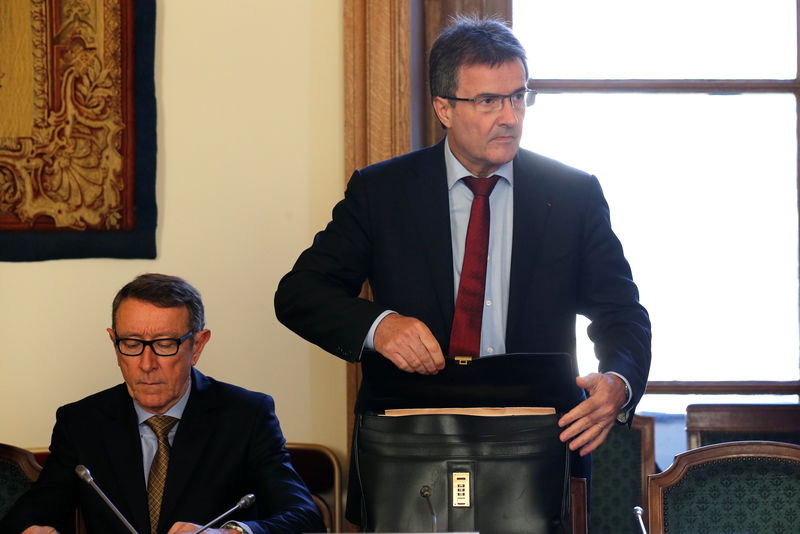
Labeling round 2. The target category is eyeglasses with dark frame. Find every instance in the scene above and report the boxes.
[114,331,194,357]
[441,88,537,113]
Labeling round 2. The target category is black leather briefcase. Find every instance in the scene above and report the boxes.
[351,352,583,533]
[354,411,572,534]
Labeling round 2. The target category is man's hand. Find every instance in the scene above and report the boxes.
[557,373,627,456]
[166,522,237,533]
[373,313,445,374]
[21,527,60,534]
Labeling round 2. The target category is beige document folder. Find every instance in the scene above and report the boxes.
[383,406,556,417]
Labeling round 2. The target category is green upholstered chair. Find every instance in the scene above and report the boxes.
[686,404,800,449]
[589,415,656,534]
[647,441,800,534]
[0,443,42,520]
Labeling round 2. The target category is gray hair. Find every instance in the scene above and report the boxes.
[111,273,205,332]
[429,14,528,102]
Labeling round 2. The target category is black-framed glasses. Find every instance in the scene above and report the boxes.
[114,331,194,357]
[442,88,537,113]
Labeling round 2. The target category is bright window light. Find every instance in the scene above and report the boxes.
[514,0,797,79]
[514,1,799,413]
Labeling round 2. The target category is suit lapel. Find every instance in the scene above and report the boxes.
[405,141,456,343]
[506,150,553,347]
[157,368,215,527]
[101,386,151,532]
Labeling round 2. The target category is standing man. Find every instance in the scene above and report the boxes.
[3,273,324,534]
[275,14,650,523]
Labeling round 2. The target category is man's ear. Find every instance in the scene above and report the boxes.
[190,329,211,366]
[432,96,453,129]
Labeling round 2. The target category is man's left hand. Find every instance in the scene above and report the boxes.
[557,373,626,456]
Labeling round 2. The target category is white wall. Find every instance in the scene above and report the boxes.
[0,0,348,461]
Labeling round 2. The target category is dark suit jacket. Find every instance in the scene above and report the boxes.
[0,369,324,534]
[275,140,651,412]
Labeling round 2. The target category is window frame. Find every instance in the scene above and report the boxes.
[518,4,800,398]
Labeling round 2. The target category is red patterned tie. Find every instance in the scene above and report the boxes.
[449,175,500,357]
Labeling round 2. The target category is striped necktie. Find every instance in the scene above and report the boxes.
[145,415,178,534]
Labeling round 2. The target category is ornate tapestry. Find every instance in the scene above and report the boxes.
[0,0,156,260]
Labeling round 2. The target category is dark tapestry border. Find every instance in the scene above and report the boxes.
[0,0,157,262]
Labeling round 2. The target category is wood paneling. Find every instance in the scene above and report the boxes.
[343,0,412,459]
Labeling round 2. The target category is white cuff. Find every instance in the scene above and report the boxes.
[363,310,397,355]
[605,371,633,424]
[221,521,252,534]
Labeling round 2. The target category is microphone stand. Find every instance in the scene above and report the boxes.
[75,465,139,534]
[633,506,648,534]
[419,485,438,533]
[194,494,256,533]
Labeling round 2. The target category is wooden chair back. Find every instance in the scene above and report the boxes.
[570,476,588,534]
[0,443,42,520]
[286,442,343,532]
[686,403,800,449]
[647,441,800,533]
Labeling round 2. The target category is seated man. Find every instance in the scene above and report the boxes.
[1,273,324,534]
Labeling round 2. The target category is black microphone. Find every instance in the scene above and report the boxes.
[633,506,647,534]
[75,464,139,534]
[419,485,438,533]
[193,494,256,533]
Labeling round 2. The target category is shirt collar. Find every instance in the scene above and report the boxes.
[444,135,514,190]
[133,379,192,424]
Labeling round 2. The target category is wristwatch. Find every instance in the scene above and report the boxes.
[221,522,246,533]
[615,377,631,424]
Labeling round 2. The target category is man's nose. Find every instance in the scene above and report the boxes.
[497,96,521,125]
[139,346,159,370]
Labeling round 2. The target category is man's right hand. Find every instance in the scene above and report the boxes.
[373,313,445,374]
[22,527,60,534]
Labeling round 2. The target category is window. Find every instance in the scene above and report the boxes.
[514,0,800,413]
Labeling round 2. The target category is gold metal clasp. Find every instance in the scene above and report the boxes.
[454,356,473,366]
[452,472,470,507]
